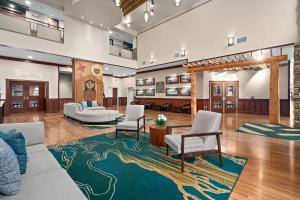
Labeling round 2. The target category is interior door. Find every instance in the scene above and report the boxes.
[112,88,118,106]
[10,81,26,113]
[224,82,238,113]
[210,81,224,113]
[27,82,45,112]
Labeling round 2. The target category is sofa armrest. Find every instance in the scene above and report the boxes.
[0,122,45,146]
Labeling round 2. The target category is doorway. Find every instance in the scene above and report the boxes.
[7,80,46,113]
[112,88,118,106]
[210,81,239,113]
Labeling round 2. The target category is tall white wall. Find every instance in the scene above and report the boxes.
[137,0,299,68]
[103,76,135,98]
[0,59,58,99]
[0,16,137,68]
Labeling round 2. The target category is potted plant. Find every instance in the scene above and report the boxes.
[155,114,167,128]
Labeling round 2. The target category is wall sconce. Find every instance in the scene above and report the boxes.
[228,36,235,46]
[180,49,186,57]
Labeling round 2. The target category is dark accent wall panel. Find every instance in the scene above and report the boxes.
[46,98,73,113]
[238,99,289,116]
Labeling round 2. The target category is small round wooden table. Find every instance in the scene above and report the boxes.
[149,125,170,147]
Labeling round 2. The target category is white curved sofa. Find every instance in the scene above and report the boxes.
[64,103,119,123]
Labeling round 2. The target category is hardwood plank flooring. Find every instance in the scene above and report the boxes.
[3,108,300,200]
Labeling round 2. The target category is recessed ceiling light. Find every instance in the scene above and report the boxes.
[9,4,15,8]
[81,16,84,19]
[25,0,31,5]
[105,67,108,70]
[100,24,103,27]
[90,21,93,24]
[175,0,180,6]
[126,23,131,27]
[28,55,33,59]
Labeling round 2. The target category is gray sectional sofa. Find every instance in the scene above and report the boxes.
[0,122,87,200]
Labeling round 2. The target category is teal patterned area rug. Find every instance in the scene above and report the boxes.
[48,133,247,200]
[236,123,300,141]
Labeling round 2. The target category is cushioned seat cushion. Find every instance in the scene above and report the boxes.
[25,148,61,178]
[165,134,205,154]
[116,121,144,131]
[0,131,27,174]
[0,169,87,200]
[0,139,21,195]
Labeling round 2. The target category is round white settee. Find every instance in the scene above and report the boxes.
[64,103,119,123]
[76,110,119,123]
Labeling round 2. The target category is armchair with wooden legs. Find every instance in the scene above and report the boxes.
[164,110,223,172]
[115,105,146,141]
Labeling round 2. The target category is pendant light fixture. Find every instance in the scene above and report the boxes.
[144,1,149,22]
[175,0,181,6]
[115,0,120,7]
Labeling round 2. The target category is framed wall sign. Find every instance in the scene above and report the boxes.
[136,79,144,86]
[136,89,144,96]
[145,88,155,96]
[180,74,191,83]
[156,82,165,93]
[145,78,155,86]
[179,87,191,96]
[166,88,178,96]
[166,75,179,84]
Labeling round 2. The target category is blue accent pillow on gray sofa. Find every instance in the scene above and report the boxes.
[0,130,27,174]
[0,138,21,195]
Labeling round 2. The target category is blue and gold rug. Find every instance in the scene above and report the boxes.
[236,123,300,141]
[48,133,247,200]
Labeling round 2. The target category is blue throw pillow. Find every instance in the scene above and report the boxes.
[0,138,21,195]
[0,130,27,174]
[87,101,92,107]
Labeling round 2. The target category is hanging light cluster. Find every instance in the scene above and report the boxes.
[144,0,155,22]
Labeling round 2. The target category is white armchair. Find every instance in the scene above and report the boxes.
[115,105,145,141]
[165,110,223,172]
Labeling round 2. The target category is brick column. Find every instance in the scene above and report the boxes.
[294,43,300,128]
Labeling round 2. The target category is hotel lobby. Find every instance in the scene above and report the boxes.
[0,0,299,199]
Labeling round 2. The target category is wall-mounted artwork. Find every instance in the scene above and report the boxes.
[145,78,155,86]
[166,88,178,96]
[179,87,191,96]
[136,79,144,86]
[83,80,96,101]
[74,59,103,105]
[166,75,179,84]
[136,89,144,96]
[156,82,165,93]
[145,88,155,96]
[180,74,191,83]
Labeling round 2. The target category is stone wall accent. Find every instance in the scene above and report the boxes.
[294,43,300,128]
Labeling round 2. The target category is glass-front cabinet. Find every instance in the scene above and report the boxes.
[9,81,44,113]
[210,81,238,113]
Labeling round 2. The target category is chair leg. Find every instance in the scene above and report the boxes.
[166,145,169,156]
[115,130,118,139]
[216,134,223,167]
[181,153,185,173]
[137,130,140,141]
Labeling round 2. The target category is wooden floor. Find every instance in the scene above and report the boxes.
[4,108,300,200]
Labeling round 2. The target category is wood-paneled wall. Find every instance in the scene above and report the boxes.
[135,98,290,116]
[46,98,73,113]
[103,97,127,107]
